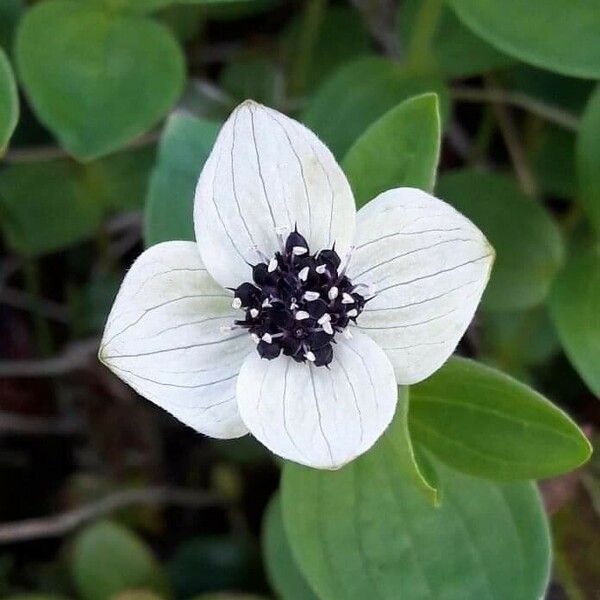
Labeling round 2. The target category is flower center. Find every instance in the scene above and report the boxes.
[230,229,366,367]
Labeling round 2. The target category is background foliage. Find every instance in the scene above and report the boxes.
[0,1,598,599]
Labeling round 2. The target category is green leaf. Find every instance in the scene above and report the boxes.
[167,535,254,598]
[302,56,448,159]
[398,0,513,77]
[386,386,439,505]
[70,271,121,336]
[16,0,185,160]
[342,93,440,208]
[479,307,560,372]
[448,0,600,79]
[85,145,156,211]
[0,0,23,53]
[576,84,600,235]
[0,47,18,153]
[530,126,576,199]
[83,0,175,14]
[219,54,279,105]
[409,357,592,480]
[157,4,205,42]
[0,160,103,256]
[548,248,600,396]
[282,457,550,600]
[262,494,318,600]
[506,65,594,114]
[144,113,220,246]
[437,170,564,311]
[72,521,170,600]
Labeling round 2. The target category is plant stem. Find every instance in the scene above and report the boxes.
[3,129,160,164]
[485,77,538,198]
[468,107,495,167]
[451,86,580,131]
[350,0,400,58]
[288,0,327,99]
[405,0,443,70]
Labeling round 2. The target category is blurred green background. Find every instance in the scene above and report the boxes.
[0,0,598,599]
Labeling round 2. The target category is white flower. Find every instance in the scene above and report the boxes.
[99,100,494,469]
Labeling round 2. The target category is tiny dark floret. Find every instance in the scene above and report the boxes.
[231,229,366,367]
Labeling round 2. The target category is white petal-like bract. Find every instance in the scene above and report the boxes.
[348,188,494,384]
[99,241,252,438]
[235,331,398,469]
[194,100,356,289]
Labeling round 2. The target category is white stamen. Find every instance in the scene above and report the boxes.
[342,292,354,304]
[318,313,331,325]
[295,310,310,320]
[338,245,355,275]
[304,351,316,362]
[268,257,278,272]
[293,246,308,256]
[343,328,353,339]
[354,282,376,297]
[347,308,358,317]
[262,298,272,308]
[232,297,242,309]
[276,227,288,250]
[250,308,259,318]
[323,321,334,335]
[220,325,236,334]
[316,264,327,274]
[298,266,310,281]
[328,286,339,300]
[251,244,270,262]
[303,290,320,301]
[262,333,272,344]
[251,333,260,344]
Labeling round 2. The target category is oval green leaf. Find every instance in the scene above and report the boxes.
[282,457,550,600]
[409,357,592,480]
[0,47,18,153]
[576,84,600,235]
[548,248,600,396]
[448,0,600,79]
[262,494,318,600]
[16,0,185,161]
[479,307,560,373]
[342,93,440,208]
[437,170,564,311]
[144,113,220,246]
[386,386,439,505]
[72,521,170,600]
[0,160,104,256]
[84,145,156,211]
[302,56,448,159]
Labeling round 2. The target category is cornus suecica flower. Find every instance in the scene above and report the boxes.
[99,100,494,469]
